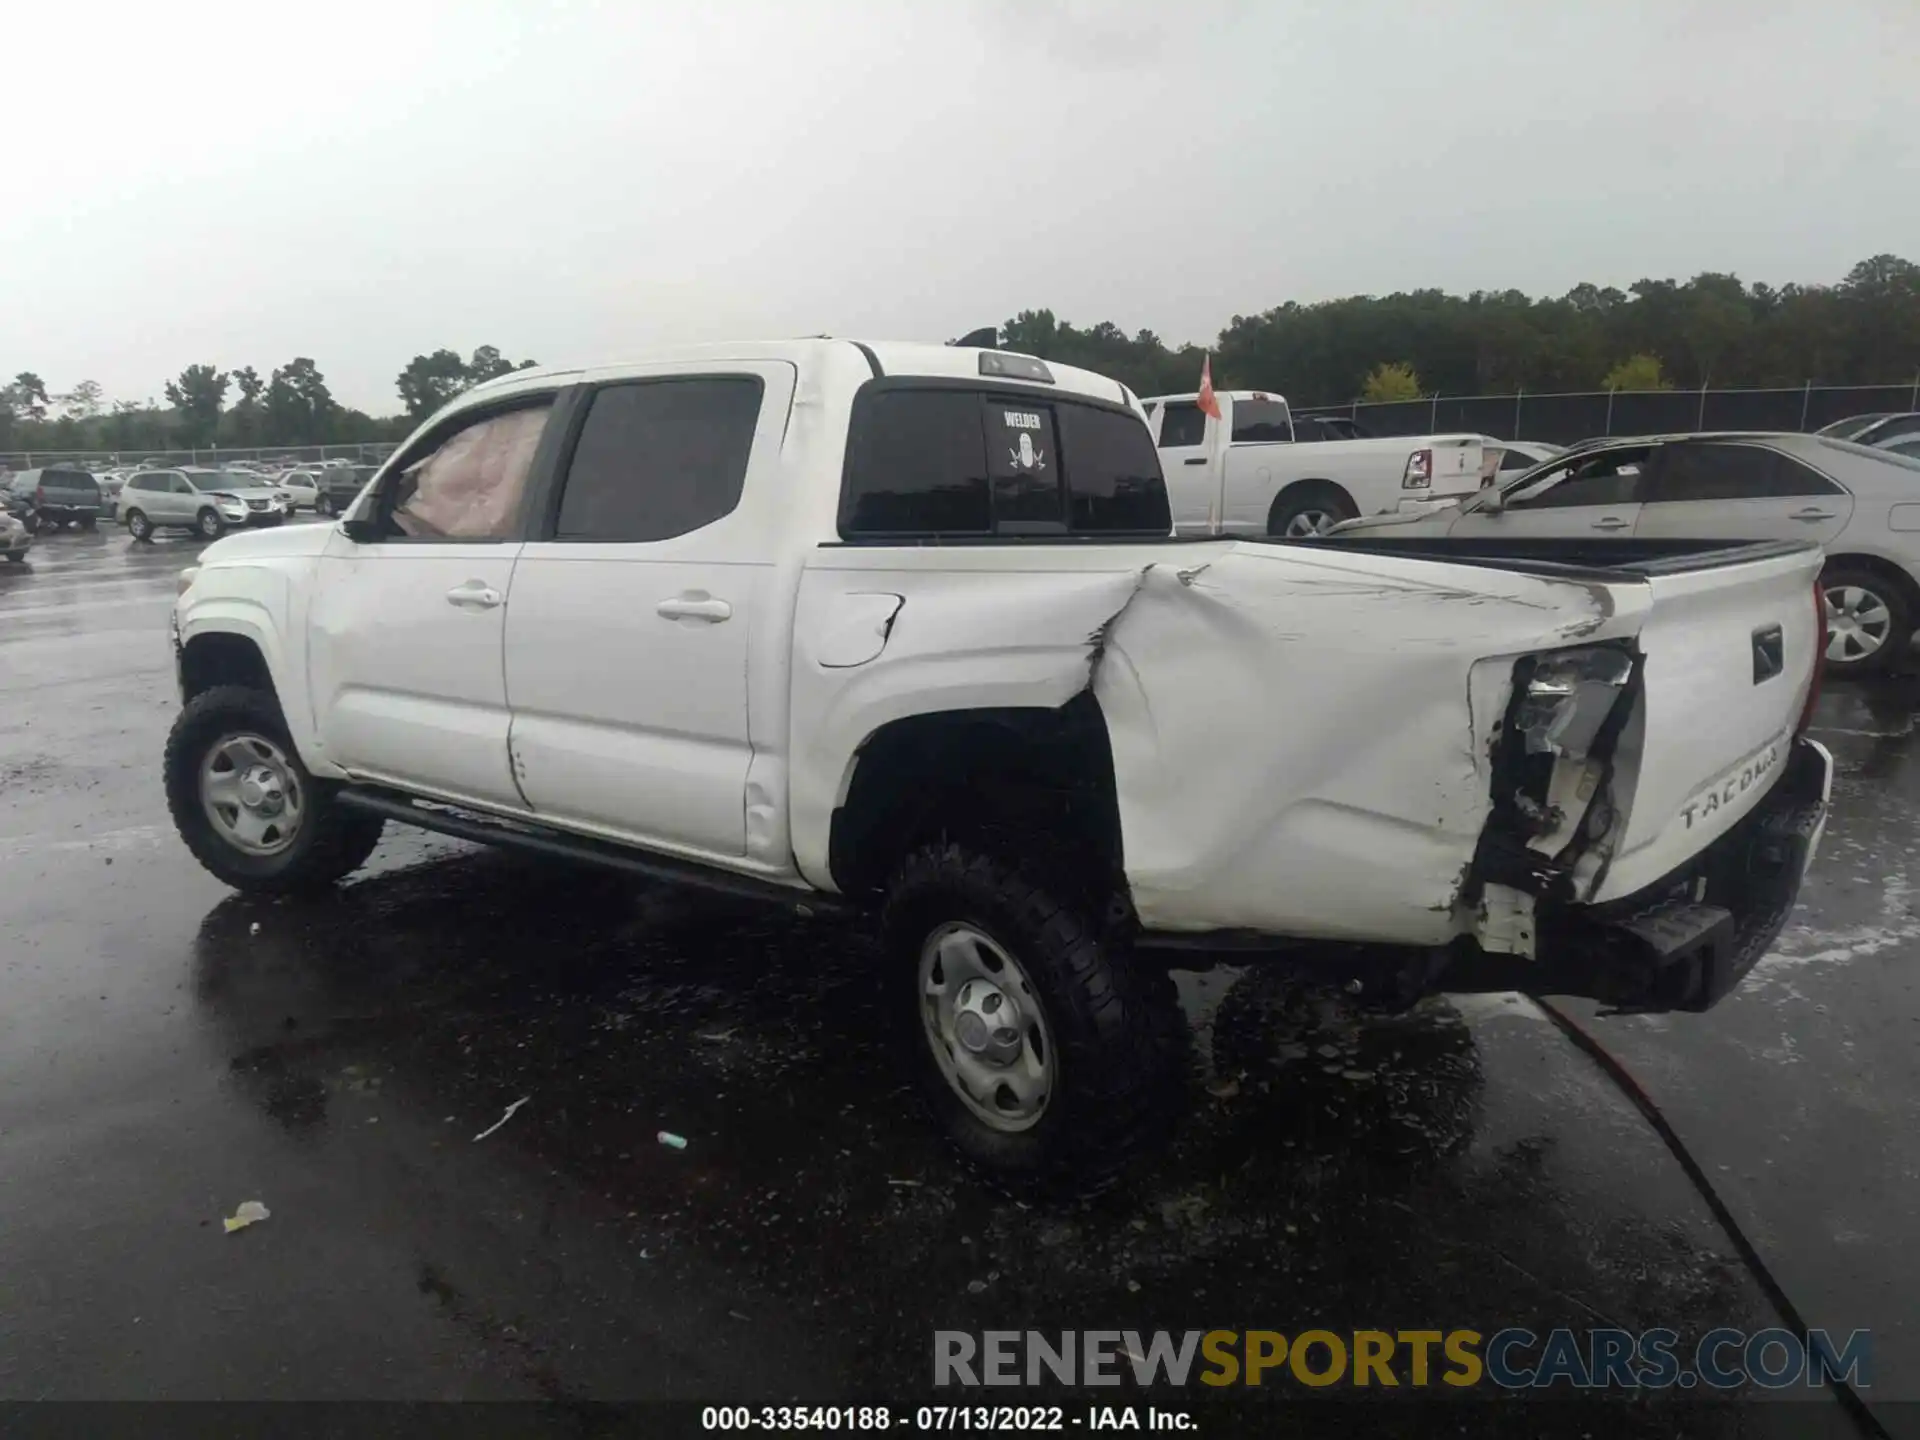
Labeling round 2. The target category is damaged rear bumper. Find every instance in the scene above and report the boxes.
[1443,737,1832,1012]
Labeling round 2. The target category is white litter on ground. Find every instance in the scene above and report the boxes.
[473,1096,531,1142]
[222,1200,271,1234]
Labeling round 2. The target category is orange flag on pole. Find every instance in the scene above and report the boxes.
[1197,353,1222,420]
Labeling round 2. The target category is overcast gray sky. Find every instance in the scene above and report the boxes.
[5,0,1916,414]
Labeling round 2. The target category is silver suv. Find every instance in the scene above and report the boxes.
[121,469,289,541]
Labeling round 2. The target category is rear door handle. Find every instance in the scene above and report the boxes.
[1791,509,1836,521]
[1182,457,1208,466]
[445,581,503,609]
[657,594,732,623]
[1591,517,1632,531]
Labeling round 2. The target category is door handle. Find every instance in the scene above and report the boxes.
[1182,457,1208,466]
[1790,509,1835,522]
[656,594,733,623]
[1591,517,1631,531]
[445,581,503,609]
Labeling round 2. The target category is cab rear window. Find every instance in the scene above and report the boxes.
[839,387,1171,540]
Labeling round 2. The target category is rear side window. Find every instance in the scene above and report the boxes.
[839,388,1170,539]
[1650,443,1840,502]
[1157,401,1207,448]
[553,378,763,542]
[1231,398,1292,443]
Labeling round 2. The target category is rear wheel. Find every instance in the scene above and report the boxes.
[78,515,97,532]
[1822,565,1912,676]
[197,508,225,539]
[20,511,40,535]
[164,684,385,893]
[125,509,153,542]
[1268,483,1359,538]
[883,843,1185,1196]
[316,494,336,518]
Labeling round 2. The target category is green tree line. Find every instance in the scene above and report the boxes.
[0,344,537,456]
[992,253,1920,407]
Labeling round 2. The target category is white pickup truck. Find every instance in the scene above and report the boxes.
[1142,388,1491,537]
[167,340,1832,1193]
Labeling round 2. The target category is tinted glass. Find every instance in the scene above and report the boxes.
[554,378,762,542]
[1499,447,1540,472]
[1887,438,1920,458]
[46,469,101,495]
[1056,401,1171,534]
[1650,443,1837,502]
[840,389,991,536]
[1867,415,1920,444]
[1158,401,1207,448]
[985,402,1063,531]
[1818,414,1886,439]
[1508,449,1649,509]
[1231,398,1292,443]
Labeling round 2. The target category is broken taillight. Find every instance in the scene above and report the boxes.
[1798,576,1828,736]
[1402,448,1433,489]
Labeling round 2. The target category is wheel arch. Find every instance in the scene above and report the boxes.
[1823,551,1920,614]
[826,693,1128,913]
[1266,477,1357,533]
[177,608,325,768]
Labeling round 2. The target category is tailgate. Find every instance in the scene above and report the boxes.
[1592,543,1824,902]
[1422,436,1486,498]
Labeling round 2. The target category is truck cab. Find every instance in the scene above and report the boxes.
[1142,388,1490,537]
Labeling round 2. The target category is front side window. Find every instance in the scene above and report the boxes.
[1157,401,1208,449]
[1499,447,1541,472]
[1231,398,1292,443]
[553,378,763,542]
[388,403,553,540]
[1506,448,1650,510]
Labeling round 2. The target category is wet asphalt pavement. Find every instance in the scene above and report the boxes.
[1,525,1916,1435]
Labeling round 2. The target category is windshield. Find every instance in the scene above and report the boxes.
[185,474,234,492]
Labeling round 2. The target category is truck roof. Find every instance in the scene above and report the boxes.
[464,339,1134,410]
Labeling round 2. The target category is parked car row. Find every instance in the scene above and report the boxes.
[1328,427,1920,676]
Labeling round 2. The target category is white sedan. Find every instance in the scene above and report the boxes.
[1330,430,1920,676]
[271,469,320,511]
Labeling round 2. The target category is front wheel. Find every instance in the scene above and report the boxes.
[163,684,386,893]
[1823,566,1913,676]
[197,508,226,539]
[883,843,1185,1195]
[125,509,153,542]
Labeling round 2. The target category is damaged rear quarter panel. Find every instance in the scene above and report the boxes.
[1096,545,1644,943]
[789,542,1645,941]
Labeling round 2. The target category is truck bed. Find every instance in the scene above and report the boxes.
[1289,533,1817,581]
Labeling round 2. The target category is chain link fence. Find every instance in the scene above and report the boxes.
[1296,380,1920,444]
[0,441,396,472]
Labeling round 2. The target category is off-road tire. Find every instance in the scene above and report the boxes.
[882,842,1185,1196]
[164,684,385,894]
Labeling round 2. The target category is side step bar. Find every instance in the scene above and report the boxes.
[334,785,857,918]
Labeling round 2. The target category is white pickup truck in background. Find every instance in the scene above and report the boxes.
[166,341,1832,1193]
[1142,388,1491,536]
